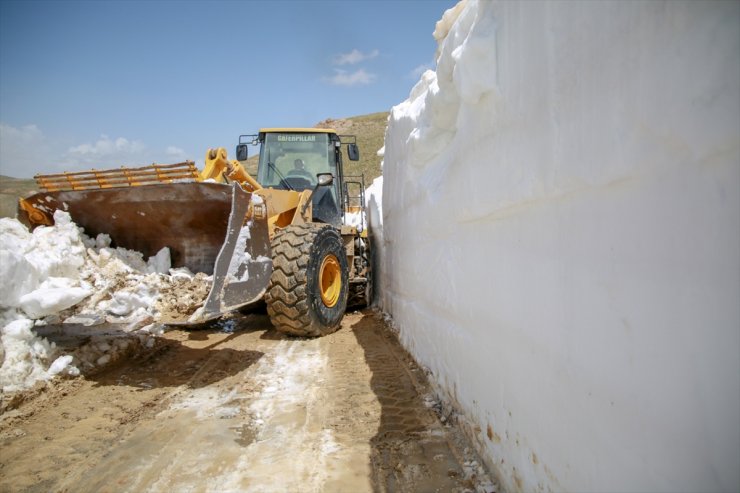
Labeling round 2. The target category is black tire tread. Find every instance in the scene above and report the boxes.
[266,223,344,337]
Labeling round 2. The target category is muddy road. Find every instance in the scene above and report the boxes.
[0,310,494,492]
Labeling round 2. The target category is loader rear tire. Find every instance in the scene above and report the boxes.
[266,224,349,337]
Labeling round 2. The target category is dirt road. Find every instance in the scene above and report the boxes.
[0,310,495,492]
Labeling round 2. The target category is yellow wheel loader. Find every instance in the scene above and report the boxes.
[18,128,372,337]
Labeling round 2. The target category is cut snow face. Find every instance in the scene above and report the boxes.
[0,211,212,393]
[378,0,740,492]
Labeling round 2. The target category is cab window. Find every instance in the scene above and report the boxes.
[257,133,336,191]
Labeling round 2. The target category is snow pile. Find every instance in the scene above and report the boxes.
[0,210,209,393]
[379,1,739,492]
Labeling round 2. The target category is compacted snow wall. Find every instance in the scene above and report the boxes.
[376,1,739,491]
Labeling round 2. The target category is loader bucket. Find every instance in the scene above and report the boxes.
[18,181,272,324]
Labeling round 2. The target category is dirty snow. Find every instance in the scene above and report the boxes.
[139,339,337,491]
[0,210,210,393]
[167,340,348,491]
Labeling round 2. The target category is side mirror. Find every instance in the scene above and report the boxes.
[316,173,334,187]
[236,144,249,161]
[347,143,360,161]
[302,173,335,216]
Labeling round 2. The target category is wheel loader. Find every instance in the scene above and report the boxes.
[17,128,372,337]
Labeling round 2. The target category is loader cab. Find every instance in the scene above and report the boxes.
[255,129,346,226]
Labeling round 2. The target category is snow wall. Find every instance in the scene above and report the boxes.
[373,1,740,492]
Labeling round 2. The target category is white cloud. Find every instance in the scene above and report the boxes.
[165,146,188,161]
[325,49,380,87]
[67,135,146,160]
[0,122,192,177]
[333,49,379,66]
[65,136,192,168]
[65,134,179,168]
[0,123,44,145]
[325,68,377,87]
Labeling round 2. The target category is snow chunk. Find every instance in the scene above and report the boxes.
[99,280,159,317]
[147,247,171,274]
[63,313,105,326]
[95,233,111,249]
[169,267,195,280]
[47,355,75,376]
[19,277,93,319]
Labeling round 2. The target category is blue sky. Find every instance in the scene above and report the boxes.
[0,0,455,177]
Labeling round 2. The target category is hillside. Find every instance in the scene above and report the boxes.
[316,111,387,186]
[0,175,38,219]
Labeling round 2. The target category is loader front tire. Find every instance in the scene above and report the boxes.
[266,224,349,337]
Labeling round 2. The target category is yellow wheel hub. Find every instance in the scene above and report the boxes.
[319,254,341,308]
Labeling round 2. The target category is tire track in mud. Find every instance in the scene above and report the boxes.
[349,314,492,493]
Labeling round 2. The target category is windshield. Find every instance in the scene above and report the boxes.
[257,132,336,191]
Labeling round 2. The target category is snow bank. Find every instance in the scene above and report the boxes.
[0,211,209,393]
[378,1,739,492]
